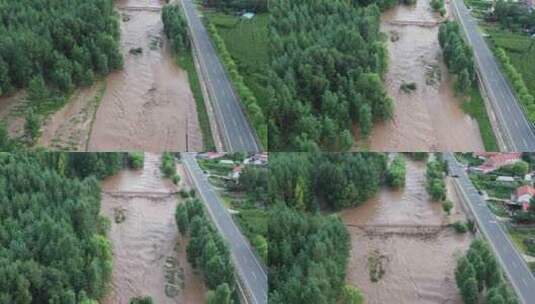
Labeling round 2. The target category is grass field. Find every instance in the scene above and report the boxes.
[484,26,535,100]
[509,228,535,257]
[461,85,499,151]
[176,50,216,151]
[204,11,270,111]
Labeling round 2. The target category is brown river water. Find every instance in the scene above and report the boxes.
[369,0,484,151]
[88,0,202,152]
[340,156,472,304]
[100,153,205,303]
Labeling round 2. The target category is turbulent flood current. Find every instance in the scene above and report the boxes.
[370,0,484,151]
[100,153,205,303]
[88,0,202,151]
[340,157,472,304]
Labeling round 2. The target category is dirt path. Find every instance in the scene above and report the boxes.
[101,153,205,304]
[88,0,202,151]
[341,157,472,303]
[369,0,484,151]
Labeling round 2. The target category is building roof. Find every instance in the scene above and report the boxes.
[516,185,535,198]
[475,153,522,173]
[497,176,515,182]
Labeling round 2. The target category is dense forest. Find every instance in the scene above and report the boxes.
[268,0,392,151]
[0,0,122,97]
[175,198,238,304]
[268,153,387,210]
[162,4,191,54]
[438,21,476,93]
[455,239,518,304]
[268,204,351,304]
[492,0,535,32]
[0,153,124,303]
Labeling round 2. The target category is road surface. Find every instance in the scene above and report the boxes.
[451,0,535,151]
[180,0,261,152]
[182,153,267,304]
[445,153,535,304]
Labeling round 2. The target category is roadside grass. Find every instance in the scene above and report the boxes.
[204,11,269,110]
[486,199,509,217]
[176,50,216,151]
[508,228,535,257]
[461,85,499,151]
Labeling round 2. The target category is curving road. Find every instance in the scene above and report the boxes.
[451,0,535,151]
[446,153,535,304]
[180,0,261,152]
[182,153,267,304]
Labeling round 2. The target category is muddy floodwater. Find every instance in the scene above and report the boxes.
[369,0,484,151]
[340,157,472,304]
[88,0,202,151]
[101,153,205,303]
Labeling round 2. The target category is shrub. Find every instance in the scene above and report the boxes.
[128,152,144,169]
[452,221,468,233]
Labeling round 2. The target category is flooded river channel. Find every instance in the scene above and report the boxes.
[100,153,205,303]
[370,0,484,151]
[340,157,472,303]
[88,0,202,151]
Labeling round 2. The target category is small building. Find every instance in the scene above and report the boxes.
[219,159,235,165]
[496,176,515,184]
[512,185,535,211]
[525,173,533,184]
[198,152,226,160]
[244,153,268,166]
[231,165,244,180]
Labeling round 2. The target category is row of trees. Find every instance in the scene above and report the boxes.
[203,0,268,12]
[492,0,535,32]
[175,198,238,304]
[268,0,393,151]
[268,204,352,304]
[162,4,191,53]
[0,153,116,303]
[0,0,122,97]
[438,21,476,93]
[268,153,387,211]
[455,239,518,304]
[386,155,406,188]
[426,156,448,201]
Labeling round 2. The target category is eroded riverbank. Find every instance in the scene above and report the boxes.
[341,157,472,303]
[101,153,205,303]
[369,0,484,151]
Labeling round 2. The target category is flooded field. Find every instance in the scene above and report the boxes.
[88,0,202,151]
[340,157,472,303]
[369,0,484,151]
[101,153,205,303]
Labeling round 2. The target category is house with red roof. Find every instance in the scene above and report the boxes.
[512,185,535,211]
[472,153,522,174]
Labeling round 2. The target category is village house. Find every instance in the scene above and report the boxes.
[511,185,534,211]
[472,152,522,174]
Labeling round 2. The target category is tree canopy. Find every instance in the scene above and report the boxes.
[0,153,117,303]
[267,0,392,151]
[0,0,122,97]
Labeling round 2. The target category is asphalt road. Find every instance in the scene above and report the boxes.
[180,0,261,152]
[452,0,535,151]
[445,153,535,304]
[182,153,267,304]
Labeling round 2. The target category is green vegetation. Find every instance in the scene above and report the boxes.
[24,108,41,145]
[127,152,144,169]
[160,152,177,179]
[340,285,365,304]
[439,22,476,94]
[0,153,125,303]
[460,86,499,151]
[400,82,417,94]
[204,0,268,12]
[386,155,406,188]
[268,0,392,151]
[452,221,469,233]
[443,200,454,215]
[268,153,387,211]
[512,199,535,224]
[426,157,447,201]
[268,204,350,304]
[455,239,518,304]
[129,296,154,304]
[431,0,446,16]
[509,228,535,256]
[205,16,268,148]
[0,0,122,115]
[162,5,190,53]
[175,198,239,302]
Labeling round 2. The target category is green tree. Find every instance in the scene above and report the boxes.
[24,108,40,143]
[206,283,232,304]
[442,200,453,215]
[340,285,364,304]
[512,161,529,176]
[27,74,49,103]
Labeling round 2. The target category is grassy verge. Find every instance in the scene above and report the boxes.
[203,11,268,148]
[508,228,535,257]
[176,50,216,151]
[461,85,499,151]
[85,80,107,151]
